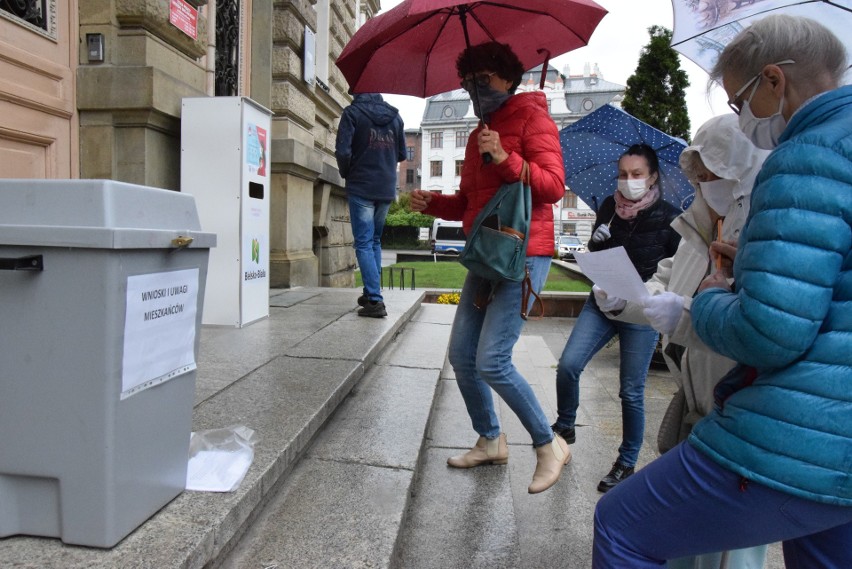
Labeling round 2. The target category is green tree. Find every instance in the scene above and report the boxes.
[622,26,691,142]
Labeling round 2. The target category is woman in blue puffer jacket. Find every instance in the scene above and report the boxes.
[593,15,852,568]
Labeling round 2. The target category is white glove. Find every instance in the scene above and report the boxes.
[590,224,611,243]
[593,284,626,313]
[642,292,685,336]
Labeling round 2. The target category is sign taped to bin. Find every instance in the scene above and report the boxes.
[122,268,199,399]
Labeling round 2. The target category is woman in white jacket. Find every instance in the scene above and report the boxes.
[593,113,770,569]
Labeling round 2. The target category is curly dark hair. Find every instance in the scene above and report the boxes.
[456,42,525,94]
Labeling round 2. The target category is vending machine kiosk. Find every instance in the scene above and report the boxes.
[181,97,272,327]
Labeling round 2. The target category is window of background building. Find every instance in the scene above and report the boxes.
[431,132,443,149]
[455,160,464,177]
[407,146,415,161]
[455,130,467,147]
[564,192,577,208]
[406,169,414,184]
[430,161,442,177]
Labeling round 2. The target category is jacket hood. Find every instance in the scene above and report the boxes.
[352,93,400,126]
[679,114,770,203]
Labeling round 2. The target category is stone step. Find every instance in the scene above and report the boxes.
[0,288,427,569]
[216,304,455,568]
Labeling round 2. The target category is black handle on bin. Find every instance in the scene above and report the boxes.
[0,255,44,271]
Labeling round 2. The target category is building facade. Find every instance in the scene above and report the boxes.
[419,62,625,241]
[0,0,376,289]
[397,128,421,194]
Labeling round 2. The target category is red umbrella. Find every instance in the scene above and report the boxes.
[335,0,608,98]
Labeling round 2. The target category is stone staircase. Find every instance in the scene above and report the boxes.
[0,288,450,569]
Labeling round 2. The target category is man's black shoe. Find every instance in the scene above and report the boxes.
[357,294,368,307]
[358,301,387,318]
[550,423,576,444]
[597,461,634,493]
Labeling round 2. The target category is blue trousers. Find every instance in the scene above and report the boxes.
[447,256,554,447]
[555,296,658,466]
[594,441,852,568]
[348,195,391,303]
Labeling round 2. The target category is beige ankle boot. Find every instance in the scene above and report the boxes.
[447,433,508,468]
[528,434,571,494]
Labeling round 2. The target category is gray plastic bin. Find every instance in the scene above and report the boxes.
[0,180,215,548]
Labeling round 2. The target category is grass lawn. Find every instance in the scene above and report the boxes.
[356,261,591,293]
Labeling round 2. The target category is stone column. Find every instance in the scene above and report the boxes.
[77,0,207,189]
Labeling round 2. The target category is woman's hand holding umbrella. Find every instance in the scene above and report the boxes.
[478,125,508,165]
[591,224,611,243]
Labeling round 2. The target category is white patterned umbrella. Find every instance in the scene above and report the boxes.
[670,0,852,76]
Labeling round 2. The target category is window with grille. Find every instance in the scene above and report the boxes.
[455,130,467,147]
[406,169,414,184]
[455,160,463,177]
[430,132,443,149]
[430,161,442,177]
[406,146,414,161]
[215,0,240,96]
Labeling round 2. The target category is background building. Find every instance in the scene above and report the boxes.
[419,63,625,241]
[397,129,422,194]
[0,0,378,289]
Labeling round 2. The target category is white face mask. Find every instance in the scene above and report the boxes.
[699,179,738,216]
[739,96,787,150]
[617,178,650,201]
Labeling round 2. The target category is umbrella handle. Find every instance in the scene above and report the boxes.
[537,49,551,90]
[459,8,493,164]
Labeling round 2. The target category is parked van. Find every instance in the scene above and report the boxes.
[431,219,466,255]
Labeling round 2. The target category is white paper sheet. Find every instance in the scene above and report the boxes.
[573,247,649,303]
[122,268,199,399]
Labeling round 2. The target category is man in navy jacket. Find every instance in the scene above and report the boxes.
[335,93,406,317]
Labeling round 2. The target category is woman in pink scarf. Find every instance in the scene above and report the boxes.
[552,143,682,493]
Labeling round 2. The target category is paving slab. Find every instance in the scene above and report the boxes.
[397,317,786,569]
[219,458,413,569]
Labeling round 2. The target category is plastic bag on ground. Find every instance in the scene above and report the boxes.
[185,425,258,492]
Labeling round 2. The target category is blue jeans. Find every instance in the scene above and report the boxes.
[447,256,553,447]
[348,195,391,303]
[594,441,852,568]
[555,296,658,467]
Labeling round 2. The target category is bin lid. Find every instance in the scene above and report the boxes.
[0,180,216,249]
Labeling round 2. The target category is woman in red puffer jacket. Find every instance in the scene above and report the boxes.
[410,41,566,495]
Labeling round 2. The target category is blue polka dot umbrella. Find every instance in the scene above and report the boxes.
[559,104,694,213]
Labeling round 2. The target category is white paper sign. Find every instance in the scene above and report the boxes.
[573,247,649,303]
[122,268,199,399]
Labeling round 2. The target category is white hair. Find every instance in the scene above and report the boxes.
[710,15,847,87]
